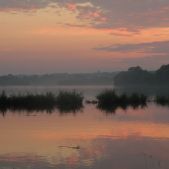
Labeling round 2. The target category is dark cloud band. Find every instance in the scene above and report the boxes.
[95,41,169,56]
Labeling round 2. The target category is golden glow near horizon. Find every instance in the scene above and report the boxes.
[0,1,169,73]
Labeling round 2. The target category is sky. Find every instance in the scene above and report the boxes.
[0,0,169,74]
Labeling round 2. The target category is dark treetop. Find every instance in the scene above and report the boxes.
[114,64,169,86]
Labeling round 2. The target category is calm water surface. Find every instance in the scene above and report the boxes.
[0,86,169,169]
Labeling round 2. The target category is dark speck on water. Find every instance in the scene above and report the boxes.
[59,146,80,150]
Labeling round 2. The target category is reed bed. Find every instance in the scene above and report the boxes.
[1,89,169,114]
[0,91,84,113]
[155,95,169,106]
[96,90,147,112]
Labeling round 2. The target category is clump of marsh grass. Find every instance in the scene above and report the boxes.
[0,91,84,114]
[56,91,84,113]
[96,90,147,112]
[155,95,169,106]
[11,92,56,111]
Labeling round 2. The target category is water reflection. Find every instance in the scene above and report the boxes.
[1,137,169,169]
[97,102,147,114]
[0,108,83,118]
[0,103,169,168]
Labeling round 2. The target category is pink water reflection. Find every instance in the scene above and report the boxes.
[0,104,169,168]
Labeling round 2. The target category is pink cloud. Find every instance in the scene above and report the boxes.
[66,3,77,11]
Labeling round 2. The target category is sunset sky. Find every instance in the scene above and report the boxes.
[0,0,169,74]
